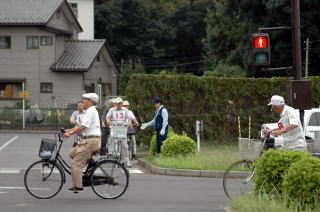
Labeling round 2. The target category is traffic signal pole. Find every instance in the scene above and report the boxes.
[291,0,302,80]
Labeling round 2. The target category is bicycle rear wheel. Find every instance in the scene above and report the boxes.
[223,160,255,200]
[24,160,64,199]
[91,160,129,199]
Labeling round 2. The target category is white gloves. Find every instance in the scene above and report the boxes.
[160,129,165,136]
[140,123,148,130]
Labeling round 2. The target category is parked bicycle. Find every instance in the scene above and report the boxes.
[24,128,129,199]
[222,137,267,200]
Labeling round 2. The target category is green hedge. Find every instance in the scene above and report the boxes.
[282,157,320,207]
[126,75,320,143]
[254,149,310,195]
[149,127,177,155]
[161,135,196,157]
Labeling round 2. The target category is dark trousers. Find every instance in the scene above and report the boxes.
[156,127,168,154]
[100,127,109,155]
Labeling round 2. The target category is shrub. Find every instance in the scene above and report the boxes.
[161,135,196,157]
[254,149,310,194]
[149,127,176,155]
[282,157,320,207]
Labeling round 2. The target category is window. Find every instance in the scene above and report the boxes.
[26,36,39,49]
[40,36,53,45]
[40,83,53,93]
[96,54,100,62]
[68,3,78,18]
[0,82,22,99]
[308,112,320,126]
[0,36,11,49]
[84,83,95,93]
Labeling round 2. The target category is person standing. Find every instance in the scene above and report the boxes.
[70,102,85,125]
[100,99,115,155]
[267,95,306,151]
[141,97,169,154]
[226,100,238,137]
[123,100,139,157]
[64,93,101,193]
[106,97,132,167]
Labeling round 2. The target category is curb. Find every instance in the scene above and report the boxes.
[137,158,225,178]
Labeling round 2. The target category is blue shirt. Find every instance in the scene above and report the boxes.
[146,105,168,131]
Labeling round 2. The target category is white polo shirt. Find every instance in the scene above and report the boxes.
[81,106,101,136]
[278,105,306,148]
[107,107,129,126]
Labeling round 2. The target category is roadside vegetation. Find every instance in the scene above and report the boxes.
[145,142,239,171]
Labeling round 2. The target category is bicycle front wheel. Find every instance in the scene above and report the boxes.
[24,160,64,199]
[223,160,255,200]
[91,160,129,199]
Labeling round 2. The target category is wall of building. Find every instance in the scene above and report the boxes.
[67,0,94,39]
[0,27,83,108]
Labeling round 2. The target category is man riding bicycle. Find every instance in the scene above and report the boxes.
[266,95,307,151]
[64,93,101,193]
[106,97,132,167]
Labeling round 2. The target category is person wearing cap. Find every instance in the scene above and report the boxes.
[100,98,116,155]
[226,100,238,137]
[64,93,101,193]
[70,102,85,126]
[106,97,132,167]
[123,100,139,158]
[141,97,169,154]
[267,95,306,151]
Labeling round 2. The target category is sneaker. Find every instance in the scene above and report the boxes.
[66,187,83,193]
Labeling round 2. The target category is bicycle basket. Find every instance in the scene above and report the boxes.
[110,126,128,139]
[39,138,57,159]
[238,138,263,159]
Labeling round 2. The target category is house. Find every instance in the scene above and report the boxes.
[0,0,119,108]
[67,0,94,39]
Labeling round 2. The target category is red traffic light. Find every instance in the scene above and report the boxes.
[254,36,268,48]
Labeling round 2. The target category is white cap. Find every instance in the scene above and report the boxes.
[115,97,123,103]
[123,100,129,106]
[82,93,99,102]
[268,95,285,106]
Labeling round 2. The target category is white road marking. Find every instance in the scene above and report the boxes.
[129,169,143,174]
[0,169,20,174]
[0,136,18,151]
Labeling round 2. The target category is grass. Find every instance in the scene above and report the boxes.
[231,193,318,212]
[145,142,241,170]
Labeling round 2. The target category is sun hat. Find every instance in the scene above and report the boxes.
[123,101,130,106]
[268,95,285,106]
[82,93,99,102]
[115,97,123,103]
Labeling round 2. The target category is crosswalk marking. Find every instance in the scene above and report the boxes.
[0,168,143,174]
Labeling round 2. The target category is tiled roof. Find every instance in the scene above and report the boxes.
[50,40,105,72]
[0,0,63,25]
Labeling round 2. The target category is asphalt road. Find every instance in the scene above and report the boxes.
[0,133,229,212]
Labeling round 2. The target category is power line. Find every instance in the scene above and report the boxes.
[143,60,204,68]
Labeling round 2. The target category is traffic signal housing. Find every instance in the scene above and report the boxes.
[252,33,270,66]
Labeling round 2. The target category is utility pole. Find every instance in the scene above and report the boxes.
[291,0,302,80]
[305,37,310,77]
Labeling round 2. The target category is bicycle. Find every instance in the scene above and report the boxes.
[223,137,267,200]
[24,129,129,199]
[109,124,128,162]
